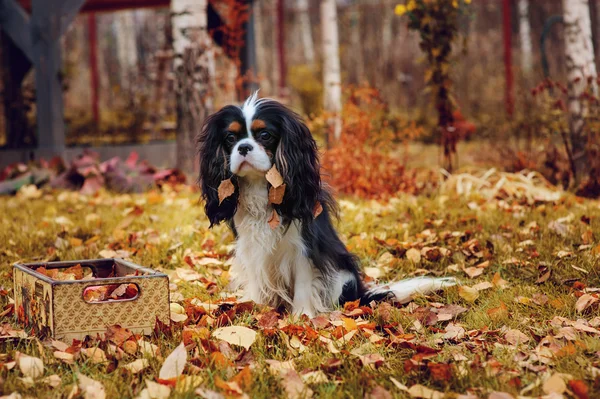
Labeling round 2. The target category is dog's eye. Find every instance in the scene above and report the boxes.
[259,131,271,140]
[225,133,236,144]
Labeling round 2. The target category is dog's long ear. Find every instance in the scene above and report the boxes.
[198,107,239,227]
[274,108,322,223]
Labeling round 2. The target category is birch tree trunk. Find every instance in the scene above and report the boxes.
[171,0,214,173]
[321,0,342,143]
[563,0,597,182]
[297,0,315,65]
[116,12,138,93]
[518,0,533,74]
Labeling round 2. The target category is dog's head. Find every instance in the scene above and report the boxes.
[198,92,322,227]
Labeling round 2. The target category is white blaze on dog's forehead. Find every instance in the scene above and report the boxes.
[241,91,260,132]
[241,90,272,133]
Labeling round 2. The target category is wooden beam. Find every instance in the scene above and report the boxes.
[30,0,86,155]
[0,0,33,61]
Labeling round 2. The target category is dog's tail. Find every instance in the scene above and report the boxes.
[361,276,458,305]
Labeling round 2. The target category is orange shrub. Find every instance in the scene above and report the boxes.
[320,85,429,199]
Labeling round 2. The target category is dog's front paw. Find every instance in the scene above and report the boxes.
[291,305,316,319]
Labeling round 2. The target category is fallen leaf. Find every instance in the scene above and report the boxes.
[213,326,257,350]
[268,209,280,230]
[366,385,393,399]
[407,384,444,399]
[504,329,530,346]
[280,369,313,399]
[81,347,108,364]
[458,286,479,302]
[575,294,598,313]
[122,359,149,374]
[159,342,187,381]
[218,179,235,205]
[138,379,171,399]
[42,374,62,388]
[17,353,44,379]
[568,379,589,399]
[266,165,284,188]
[406,248,421,263]
[105,325,133,345]
[268,184,286,205]
[77,373,106,399]
[488,393,514,399]
[543,373,566,395]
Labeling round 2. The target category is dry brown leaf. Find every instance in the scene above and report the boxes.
[218,179,235,205]
[268,184,286,205]
[463,267,484,278]
[575,294,598,313]
[458,286,479,302]
[122,359,149,374]
[543,373,567,395]
[17,353,44,379]
[365,385,393,399]
[159,342,187,381]
[407,384,444,399]
[53,351,75,364]
[140,380,171,399]
[212,326,257,350]
[504,329,530,346]
[488,393,515,399]
[77,373,106,399]
[280,369,313,399]
[266,165,284,188]
[313,201,323,218]
[406,248,421,263]
[268,209,280,230]
[81,347,108,364]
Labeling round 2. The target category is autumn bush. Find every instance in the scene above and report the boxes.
[319,85,431,199]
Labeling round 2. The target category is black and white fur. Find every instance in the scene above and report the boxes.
[198,92,456,317]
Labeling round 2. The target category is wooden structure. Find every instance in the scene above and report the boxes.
[0,0,257,167]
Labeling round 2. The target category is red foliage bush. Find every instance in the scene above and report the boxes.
[320,86,429,199]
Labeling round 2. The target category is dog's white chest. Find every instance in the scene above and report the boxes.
[231,180,304,306]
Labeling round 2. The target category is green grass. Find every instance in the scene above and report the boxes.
[1,185,599,398]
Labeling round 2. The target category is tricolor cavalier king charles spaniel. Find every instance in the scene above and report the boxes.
[198,92,455,317]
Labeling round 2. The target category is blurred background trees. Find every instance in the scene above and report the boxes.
[1,0,600,196]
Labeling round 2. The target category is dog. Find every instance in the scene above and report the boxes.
[198,92,456,317]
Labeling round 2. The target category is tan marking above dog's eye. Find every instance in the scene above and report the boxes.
[228,121,242,133]
[251,119,267,131]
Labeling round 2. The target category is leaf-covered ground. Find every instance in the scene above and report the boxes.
[1,179,599,399]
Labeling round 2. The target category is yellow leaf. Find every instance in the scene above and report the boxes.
[265,165,284,188]
[458,286,479,302]
[218,178,235,205]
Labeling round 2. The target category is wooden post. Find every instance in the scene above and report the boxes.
[31,0,66,155]
[29,0,87,156]
[88,13,100,125]
[503,0,514,118]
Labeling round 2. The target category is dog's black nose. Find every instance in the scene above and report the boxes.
[238,143,253,156]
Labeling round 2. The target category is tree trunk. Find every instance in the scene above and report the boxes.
[349,5,364,84]
[296,0,315,65]
[321,0,342,144]
[518,0,533,74]
[563,0,597,183]
[171,0,214,173]
[116,11,139,93]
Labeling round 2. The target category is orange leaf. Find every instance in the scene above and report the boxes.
[268,184,286,205]
[218,178,235,205]
[313,201,323,218]
[231,366,252,391]
[568,380,589,399]
[268,209,280,229]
